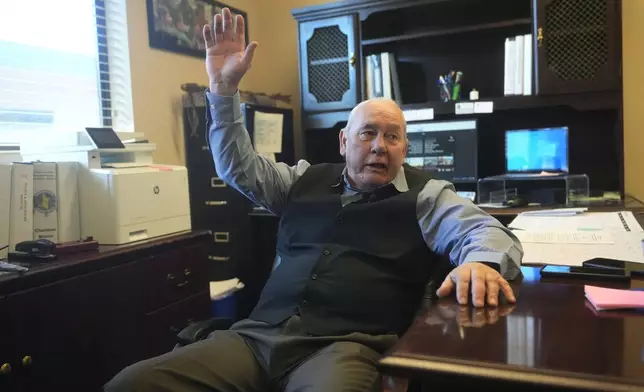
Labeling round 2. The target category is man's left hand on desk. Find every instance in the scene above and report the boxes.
[436,262,516,307]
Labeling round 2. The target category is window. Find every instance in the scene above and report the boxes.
[0,0,133,147]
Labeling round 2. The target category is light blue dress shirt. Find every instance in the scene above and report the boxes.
[206,91,523,279]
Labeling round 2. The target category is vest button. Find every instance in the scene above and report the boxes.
[322,249,330,256]
[311,274,318,280]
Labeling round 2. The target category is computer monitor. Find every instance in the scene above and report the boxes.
[505,127,569,173]
[404,119,478,182]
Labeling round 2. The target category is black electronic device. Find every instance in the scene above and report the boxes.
[15,238,56,255]
[404,119,478,182]
[85,127,125,149]
[582,258,644,277]
[540,265,630,282]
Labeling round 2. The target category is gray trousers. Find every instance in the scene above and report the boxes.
[104,315,398,392]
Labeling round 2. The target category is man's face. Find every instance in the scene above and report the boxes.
[339,100,407,191]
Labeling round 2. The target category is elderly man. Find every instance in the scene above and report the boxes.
[105,8,522,392]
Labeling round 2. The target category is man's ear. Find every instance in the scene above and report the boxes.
[339,128,347,157]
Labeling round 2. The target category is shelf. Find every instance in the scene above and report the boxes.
[401,91,622,117]
[361,18,531,46]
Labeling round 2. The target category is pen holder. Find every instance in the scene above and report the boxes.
[437,82,461,102]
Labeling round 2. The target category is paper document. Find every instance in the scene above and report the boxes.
[585,285,644,311]
[509,211,643,233]
[511,211,644,266]
[514,230,614,244]
[210,278,245,300]
[253,111,283,154]
[521,207,587,217]
[518,232,644,266]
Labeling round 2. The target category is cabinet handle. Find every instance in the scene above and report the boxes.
[349,53,356,67]
[22,356,32,367]
[0,363,11,375]
[208,255,230,261]
[167,273,189,288]
[537,27,544,47]
[205,200,227,206]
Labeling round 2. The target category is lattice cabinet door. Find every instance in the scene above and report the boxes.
[534,0,621,95]
[298,15,360,112]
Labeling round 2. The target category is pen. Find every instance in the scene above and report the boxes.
[439,76,451,101]
[452,71,463,101]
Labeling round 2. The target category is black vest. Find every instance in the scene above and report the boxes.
[249,163,442,336]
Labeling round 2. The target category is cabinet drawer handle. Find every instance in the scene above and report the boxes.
[205,200,227,206]
[22,356,32,367]
[211,177,226,188]
[214,232,230,243]
[167,273,189,288]
[0,363,11,375]
[208,255,230,261]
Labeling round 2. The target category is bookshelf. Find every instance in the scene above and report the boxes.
[292,0,624,195]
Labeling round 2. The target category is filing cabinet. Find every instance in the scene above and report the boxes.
[182,88,295,318]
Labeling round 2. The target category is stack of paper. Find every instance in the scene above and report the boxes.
[510,210,644,266]
[209,278,245,300]
[585,285,644,311]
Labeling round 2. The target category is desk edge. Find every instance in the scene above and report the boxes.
[378,356,644,392]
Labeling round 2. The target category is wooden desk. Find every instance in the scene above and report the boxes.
[0,231,212,392]
[379,267,644,391]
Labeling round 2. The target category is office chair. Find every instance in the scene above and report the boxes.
[172,254,453,392]
[175,255,452,348]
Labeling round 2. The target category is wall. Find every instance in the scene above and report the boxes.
[126,0,261,165]
[129,1,644,200]
[622,0,644,201]
[126,0,326,165]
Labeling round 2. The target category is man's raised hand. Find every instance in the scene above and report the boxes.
[203,7,258,96]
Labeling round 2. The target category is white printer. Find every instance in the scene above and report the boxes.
[21,128,191,245]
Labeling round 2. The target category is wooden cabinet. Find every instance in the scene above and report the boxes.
[299,15,361,112]
[534,0,622,95]
[0,231,212,392]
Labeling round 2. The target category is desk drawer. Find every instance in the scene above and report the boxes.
[139,243,210,313]
[142,291,212,359]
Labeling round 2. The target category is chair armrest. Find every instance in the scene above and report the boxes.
[176,317,234,347]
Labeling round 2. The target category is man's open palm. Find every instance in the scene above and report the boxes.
[203,8,257,95]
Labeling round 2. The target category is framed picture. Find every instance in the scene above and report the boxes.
[146,0,249,59]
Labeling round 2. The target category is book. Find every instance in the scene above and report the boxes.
[0,164,10,258]
[33,162,59,242]
[8,162,34,251]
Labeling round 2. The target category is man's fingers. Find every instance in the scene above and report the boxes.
[435,275,454,298]
[213,13,223,43]
[486,279,499,307]
[242,42,258,69]
[456,270,470,305]
[499,277,516,303]
[222,8,234,41]
[235,14,246,47]
[470,269,486,308]
[203,24,215,48]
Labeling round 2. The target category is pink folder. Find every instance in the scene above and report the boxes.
[585,285,644,311]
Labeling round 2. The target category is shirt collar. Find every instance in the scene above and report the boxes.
[332,166,409,193]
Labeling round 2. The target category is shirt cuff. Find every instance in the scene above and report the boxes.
[205,89,242,123]
[461,248,522,278]
[462,251,507,274]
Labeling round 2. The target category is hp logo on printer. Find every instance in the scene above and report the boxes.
[153,186,160,194]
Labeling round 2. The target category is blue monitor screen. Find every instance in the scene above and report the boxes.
[505,127,569,172]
